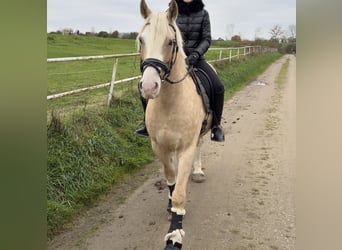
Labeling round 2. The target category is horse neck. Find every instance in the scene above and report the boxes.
[163,54,189,91]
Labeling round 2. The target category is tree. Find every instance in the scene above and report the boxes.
[111,30,119,38]
[269,25,284,41]
[120,32,139,39]
[288,25,296,40]
[98,31,109,38]
[231,35,241,42]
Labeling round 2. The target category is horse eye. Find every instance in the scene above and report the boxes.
[139,37,144,44]
[168,40,173,46]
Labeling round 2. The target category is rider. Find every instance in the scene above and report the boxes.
[135,0,225,142]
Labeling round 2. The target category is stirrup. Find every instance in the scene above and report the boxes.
[211,126,225,142]
[134,126,149,137]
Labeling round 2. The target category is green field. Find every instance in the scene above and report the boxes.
[47,34,137,57]
[48,35,139,113]
[47,34,282,238]
[47,34,239,94]
[47,36,139,88]
[47,34,246,113]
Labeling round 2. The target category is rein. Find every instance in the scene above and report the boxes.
[140,23,190,84]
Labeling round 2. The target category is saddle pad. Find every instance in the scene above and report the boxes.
[191,68,214,114]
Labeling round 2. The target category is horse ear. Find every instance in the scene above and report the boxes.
[140,0,152,19]
[167,0,178,22]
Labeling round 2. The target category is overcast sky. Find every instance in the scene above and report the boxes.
[47,0,296,40]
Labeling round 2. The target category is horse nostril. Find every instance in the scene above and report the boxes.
[154,82,158,89]
[139,81,143,89]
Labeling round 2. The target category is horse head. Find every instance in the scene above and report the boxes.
[138,0,184,99]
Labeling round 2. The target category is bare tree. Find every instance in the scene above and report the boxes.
[226,23,235,41]
[288,25,296,39]
[269,25,284,41]
[254,27,262,40]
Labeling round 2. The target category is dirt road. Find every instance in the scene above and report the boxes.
[49,54,296,250]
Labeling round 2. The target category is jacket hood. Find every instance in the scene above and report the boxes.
[175,0,205,14]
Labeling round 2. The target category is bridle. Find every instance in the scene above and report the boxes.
[139,23,190,84]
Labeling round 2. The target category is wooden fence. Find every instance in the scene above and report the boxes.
[47,46,276,105]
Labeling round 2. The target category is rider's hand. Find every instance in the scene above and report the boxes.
[186,52,199,66]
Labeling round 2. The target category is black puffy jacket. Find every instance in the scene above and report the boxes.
[175,0,211,59]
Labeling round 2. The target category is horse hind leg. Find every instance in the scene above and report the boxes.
[191,140,206,183]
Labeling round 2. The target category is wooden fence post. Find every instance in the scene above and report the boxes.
[107,58,119,106]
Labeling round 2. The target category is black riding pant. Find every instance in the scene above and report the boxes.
[195,59,225,125]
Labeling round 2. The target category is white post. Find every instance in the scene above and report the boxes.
[108,57,119,106]
[219,50,222,60]
[229,49,232,63]
[244,47,246,56]
[237,48,240,60]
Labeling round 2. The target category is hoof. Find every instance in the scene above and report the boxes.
[164,229,184,250]
[164,245,173,250]
[164,244,181,250]
[191,173,206,183]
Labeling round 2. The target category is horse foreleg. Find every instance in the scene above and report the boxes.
[165,145,196,249]
[162,154,177,216]
[191,139,206,183]
[151,141,177,215]
[164,213,185,250]
[167,183,175,214]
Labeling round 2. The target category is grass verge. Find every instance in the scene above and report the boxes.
[47,93,154,237]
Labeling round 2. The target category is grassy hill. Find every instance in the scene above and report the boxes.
[47,34,137,58]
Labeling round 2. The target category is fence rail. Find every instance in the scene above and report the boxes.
[47,46,275,103]
[47,53,140,63]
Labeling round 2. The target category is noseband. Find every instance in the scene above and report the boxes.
[140,24,189,84]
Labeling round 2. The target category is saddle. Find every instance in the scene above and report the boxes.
[190,68,214,134]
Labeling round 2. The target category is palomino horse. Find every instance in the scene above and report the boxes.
[138,0,213,249]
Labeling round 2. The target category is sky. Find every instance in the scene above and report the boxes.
[47,0,296,41]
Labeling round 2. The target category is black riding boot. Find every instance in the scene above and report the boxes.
[134,96,149,137]
[211,90,225,142]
